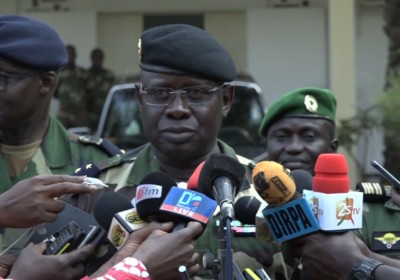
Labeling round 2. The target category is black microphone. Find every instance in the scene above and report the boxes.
[234,196,261,225]
[290,169,313,194]
[134,171,177,223]
[197,154,245,220]
[93,192,147,249]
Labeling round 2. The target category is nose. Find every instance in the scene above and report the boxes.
[165,92,191,119]
[285,136,304,153]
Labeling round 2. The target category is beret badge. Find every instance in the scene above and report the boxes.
[304,94,318,113]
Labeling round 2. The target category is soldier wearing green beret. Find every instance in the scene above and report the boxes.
[259,87,400,278]
[75,24,291,279]
[0,14,121,254]
[259,87,339,175]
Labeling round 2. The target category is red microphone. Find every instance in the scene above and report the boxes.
[303,153,363,231]
[313,153,350,194]
[187,161,205,191]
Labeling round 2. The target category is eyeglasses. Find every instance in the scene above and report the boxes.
[0,71,42,92]
[138,83,226,106]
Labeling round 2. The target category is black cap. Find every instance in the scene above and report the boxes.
[0,15,67,70]
[139,24,237,82]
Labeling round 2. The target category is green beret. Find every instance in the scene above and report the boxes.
[259,87,337,137]
[138,24,237,82]
[0,15,67,70]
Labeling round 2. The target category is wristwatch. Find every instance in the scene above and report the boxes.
[349,259,383,280]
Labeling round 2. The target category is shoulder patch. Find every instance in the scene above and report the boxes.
[78,135,123,157]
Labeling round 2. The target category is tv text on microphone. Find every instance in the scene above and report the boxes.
[252,161,319,242]
[303,153,363,231]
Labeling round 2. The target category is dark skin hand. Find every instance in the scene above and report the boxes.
[92,221,202,280]
[0,175,96,228]
[7,242,94,280]
[391,186,400,207]
[287,230,400,280]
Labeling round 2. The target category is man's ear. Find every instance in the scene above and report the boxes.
[330,138,339,153]
[222,85,234,117]
[38,71,57,95]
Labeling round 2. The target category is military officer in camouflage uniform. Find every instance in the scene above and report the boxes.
[357,180,400,260]
[258,87,339,280]
[75,24,291,280]
[86,48,116,133]
[0,15,121,251]
[55,44,89,128]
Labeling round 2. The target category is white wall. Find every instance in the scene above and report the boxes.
[21,12,97,68]
[247,8,328,106]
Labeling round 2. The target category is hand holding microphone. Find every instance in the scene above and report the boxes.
[0,175,98,228]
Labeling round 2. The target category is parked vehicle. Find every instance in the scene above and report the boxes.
[95,77,267,160]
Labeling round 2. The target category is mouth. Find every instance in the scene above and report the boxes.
[160,127,195,143]
[281,160,308,170]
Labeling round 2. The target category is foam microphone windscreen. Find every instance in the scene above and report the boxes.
[135,171,177,222]
[291,169,313,194]
[197,154,245,198]
[252,161,296,206]
[93,192,133,230]
[187,161,205,190]
[234,196,261,225]
[313,153,350,194]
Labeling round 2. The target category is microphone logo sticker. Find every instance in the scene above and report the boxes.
[311,196,321,222]
[136,184,162,203]
[177,191,202,212]
[125,211,144,224]
[336,197,358,225]
[111,224,126,247]
[160,187,217,224]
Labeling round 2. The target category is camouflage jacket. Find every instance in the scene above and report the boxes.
[81,141,292,280]
[0,116,118,252]
[357,199,400,260]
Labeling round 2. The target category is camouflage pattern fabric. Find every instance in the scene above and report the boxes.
[55,65,89,128]
[85,68,115,132]
[0,116,112,251]
[88,141,292,280]
[357,200,400,260]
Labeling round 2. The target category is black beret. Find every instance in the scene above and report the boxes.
[0,15,67,70]
[138,24,237,82]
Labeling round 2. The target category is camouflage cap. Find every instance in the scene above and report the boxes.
[138,24,237,83]
[259,87,337,137]
[0,15,67,70]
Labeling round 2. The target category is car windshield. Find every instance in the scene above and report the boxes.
[96,81,267,160]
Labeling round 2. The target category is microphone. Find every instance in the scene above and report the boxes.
[197,154,245,220]
[252,161,319,243]
[134,171,177,223]
[93,192,147,249]
[290,169,313,194]
[303,153,363,231]
[187,161,205,191]
[234,196,261,225]
[159,186,217,231]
